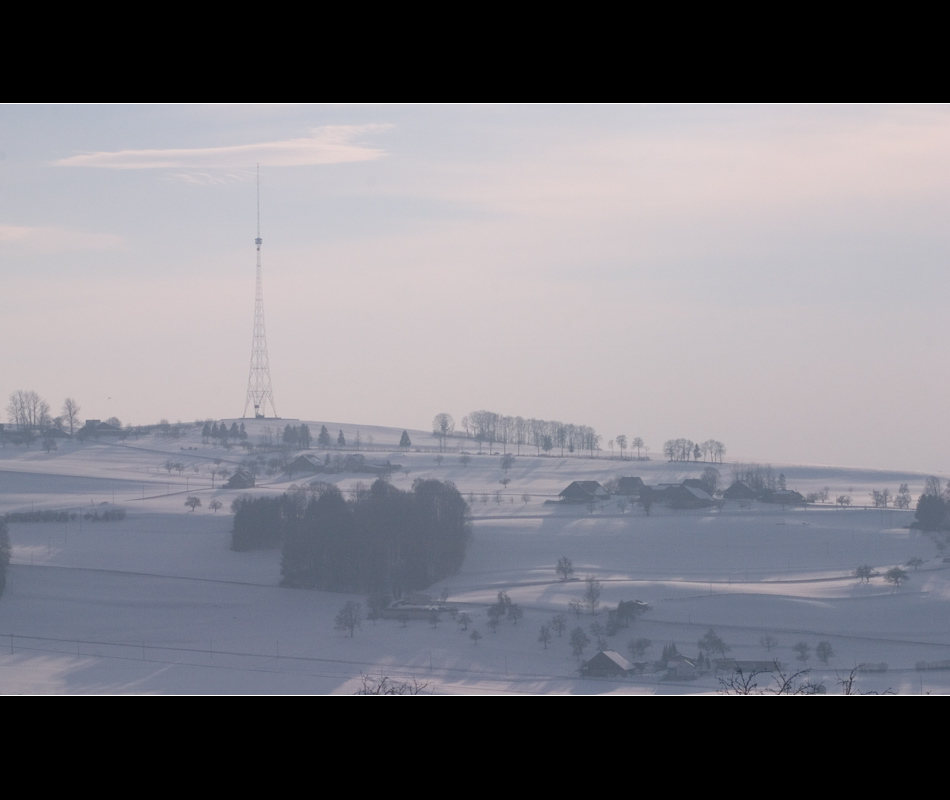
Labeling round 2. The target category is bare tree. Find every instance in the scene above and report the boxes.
[793,641,811,663]
[62,398,81,435]
[588,621,608,650]
[760,634,779,652]
[884,566,908,587]
[717,666,763,695]
[334,600,363,637]
[631,437,645,460]
[640,487,654,516]
[538,624,552,649]
[185,496,201,512]
[719,663,825,695]
[895,483,912,510]
[570,626,590,659]
[584,574,602,614]
[616,434,627,461]
[816,641,835,664]
[836,666,895,696]
[7,390,50,429]
[698,628,730,658]
[699,467,720,495]
[556,556,574,581]
[355,673,427,695]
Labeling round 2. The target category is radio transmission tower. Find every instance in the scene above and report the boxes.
[243,166,278,419]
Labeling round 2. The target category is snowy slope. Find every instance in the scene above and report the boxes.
[0,419,947,694]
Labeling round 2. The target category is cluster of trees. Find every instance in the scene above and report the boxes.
[184,496,216,512]
[487,591,523,632]
[563,595,650,657]
[202,421,247,444]
[314,426,350,449]
[437,411,662,462]
[5,507,125,523]
[449,410,601,457]
[869,485,915,509]
[7,390,52,429]
[791,640,835,664]
[663,438,726,463]
[915,477,950,531]
[232,478,470,595]
[611,435,648,461]
[730,463,785,490]
[282,424,311,448]
[6,392,82,435]
[853,563,910,586]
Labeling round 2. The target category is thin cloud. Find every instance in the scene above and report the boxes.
[53,124,392,170]
[0,224,122,253]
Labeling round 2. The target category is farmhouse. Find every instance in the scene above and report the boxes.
[226,469,256,489]
[667,484,715,510]
[580,650,632,677]
[723,480,757,500]
[559,481,609,503]
[288,454,324,474]
[760,489,806,506]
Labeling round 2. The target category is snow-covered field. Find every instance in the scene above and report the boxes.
[1,420,947,694]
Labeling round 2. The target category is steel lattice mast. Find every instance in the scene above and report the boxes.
[243,166,278,419]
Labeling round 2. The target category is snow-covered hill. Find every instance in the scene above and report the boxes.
[0,419,946,694]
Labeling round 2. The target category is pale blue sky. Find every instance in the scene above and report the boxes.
[1,104,947,473]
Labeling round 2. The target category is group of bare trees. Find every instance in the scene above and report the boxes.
[663,438,726,463]
[7,390,50,429]
[454,410,601,457]
[730,462,781,490]
[612,435,647,461]
[6,391,81,436]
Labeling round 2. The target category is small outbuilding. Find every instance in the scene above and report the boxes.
[226,469,256,489]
